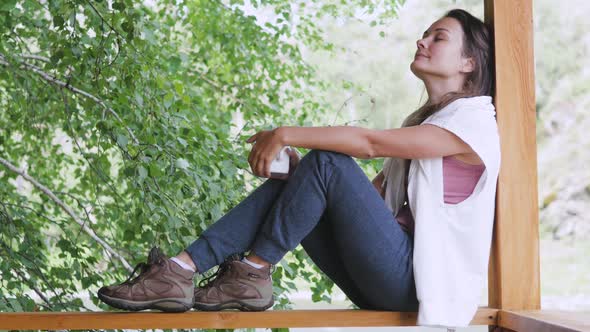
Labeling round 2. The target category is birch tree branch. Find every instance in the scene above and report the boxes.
[0,53,139,145]
[16,54,51,63]
[0,157,133,272]
[5,53,250,127]
[0,239,68,309]
[12,268,53,310]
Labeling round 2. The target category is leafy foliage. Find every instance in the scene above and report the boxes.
[0,0,404,318]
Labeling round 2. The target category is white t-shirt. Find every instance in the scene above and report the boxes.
[382,96,501,328]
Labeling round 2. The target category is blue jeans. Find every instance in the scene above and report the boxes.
[185,150,418,311]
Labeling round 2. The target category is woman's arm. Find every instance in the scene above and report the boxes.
[247,124,475,178]
[277,124,475,160]
[276,126,374,159]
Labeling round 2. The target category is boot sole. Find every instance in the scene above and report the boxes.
[98,292,193,313]
[193,297,274,312]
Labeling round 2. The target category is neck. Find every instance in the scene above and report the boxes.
[423,75,465,104]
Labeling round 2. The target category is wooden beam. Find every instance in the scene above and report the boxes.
[484,0,540,312]
[498,310,590,332]
[0,308,498,330]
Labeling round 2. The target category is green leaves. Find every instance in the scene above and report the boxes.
[112,1,126,11]
[138,165,148,180]
[116,133,129,147]
[175,158,189,170]
[0,0,17,12]
[0,0,405,316]
[52,14,64,28]
[0,296,36,312]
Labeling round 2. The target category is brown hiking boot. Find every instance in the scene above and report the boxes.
[97,247,195,312]
[193,254,274,311]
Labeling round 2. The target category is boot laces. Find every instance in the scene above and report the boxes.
[122,246,166,285]
[123,262,150,285]
[198,254,241,288]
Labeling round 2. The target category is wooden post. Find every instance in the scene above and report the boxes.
[484,0,540,329]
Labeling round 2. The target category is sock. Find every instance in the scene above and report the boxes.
[242,257,265,269]
[170,257,196,272]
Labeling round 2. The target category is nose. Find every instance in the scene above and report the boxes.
[416,38,426,50]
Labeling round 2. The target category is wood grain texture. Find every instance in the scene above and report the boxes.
[484,0,540,311]
[498,310,590,332]
[0,308,498,330]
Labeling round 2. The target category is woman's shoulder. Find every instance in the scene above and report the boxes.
[425,95,496,126]
[445,95,495,115]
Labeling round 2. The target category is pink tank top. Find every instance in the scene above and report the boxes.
[395,156,485,234]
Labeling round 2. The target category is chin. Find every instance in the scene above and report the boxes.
[410,62,425,79]
[411,62,446,81]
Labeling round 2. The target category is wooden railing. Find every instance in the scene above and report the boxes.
[1,308,589,331]
[1,308,498,330]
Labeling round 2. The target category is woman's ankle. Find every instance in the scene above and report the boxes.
[244,253,271,267]
[173,250,198,273]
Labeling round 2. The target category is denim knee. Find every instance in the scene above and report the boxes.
[303,149,353,166]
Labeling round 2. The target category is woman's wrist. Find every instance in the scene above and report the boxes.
[274,126,289,146]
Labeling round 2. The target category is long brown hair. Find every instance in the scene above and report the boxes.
[401,9,494,191]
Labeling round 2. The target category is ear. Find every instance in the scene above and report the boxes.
[460,57,475,73]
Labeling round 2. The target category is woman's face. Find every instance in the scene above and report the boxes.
[410,17,474,82]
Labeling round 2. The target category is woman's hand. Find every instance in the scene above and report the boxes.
[267,147,301,180]
[246,128,286,178]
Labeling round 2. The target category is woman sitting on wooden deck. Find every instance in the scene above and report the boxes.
[98,8,500,329]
